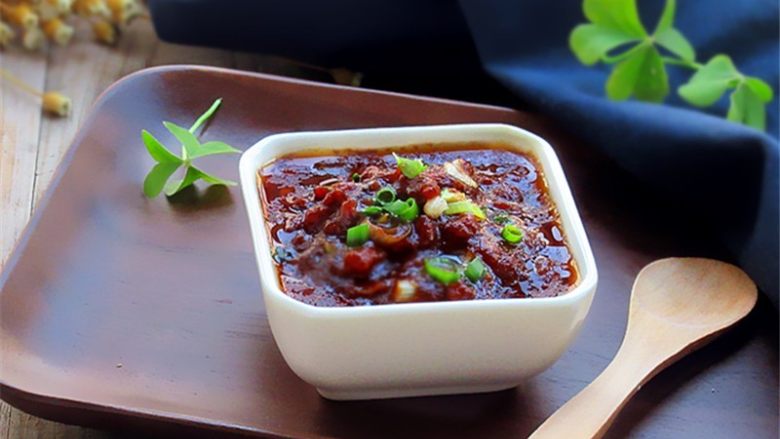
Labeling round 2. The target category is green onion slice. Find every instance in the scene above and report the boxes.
[346,223,370,247]
[424,257,461,285]
[398,199,419,222]
[501,224,523,244]
[384,198,419,222]
[393,153,426,179]
[464,257,486,282]
[493,213,511,225]
[361,206,384,216]
[445,200,486,220]
[375,186,397,205]
[272,246,295,263]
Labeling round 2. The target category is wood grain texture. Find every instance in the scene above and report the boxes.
[0,18,777,439]
[529,258,758,439]
[0,47,46,265]
[33,19,151,207]
[0,65,776,439]
[0,19,289,439]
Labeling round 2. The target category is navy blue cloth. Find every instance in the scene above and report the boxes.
[456,0,778,303]
[150,0,778,303]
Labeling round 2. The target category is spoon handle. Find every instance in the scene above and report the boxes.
[529,258,758,439]
[529,346,653,439]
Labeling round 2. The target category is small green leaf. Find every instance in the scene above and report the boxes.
[606,45,669,102]
[728,84,766,131]
[633,47,670,102]
[583,0,647,38]
[655,28,695,62]
[163,166,236,197]
[653,0,676,34]
[143,99,238,197]
[569,24,640,65]
[163,121,202,159]
[744,77,774,103]
[569,0,773,133]
[188,141,241,159]
[651,0,692,61]
[142,130,181,164]
[189,98,223,133]
[191,166,237,186]
[678,55,740,107]
[143,162,180,197]
[164,167,202,196]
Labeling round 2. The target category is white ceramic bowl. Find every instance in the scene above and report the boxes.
[239,123,597,400]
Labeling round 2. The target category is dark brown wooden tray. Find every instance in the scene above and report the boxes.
[1,66,777,438]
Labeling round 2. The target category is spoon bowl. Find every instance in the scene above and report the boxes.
[632,258,756,327]
[529,257,758,439]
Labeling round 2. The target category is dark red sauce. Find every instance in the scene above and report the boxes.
[259,143,578,307]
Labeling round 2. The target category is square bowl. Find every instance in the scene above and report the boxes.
[239,123,598,400]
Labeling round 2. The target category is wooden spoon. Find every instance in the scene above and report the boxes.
[529,257,758,439]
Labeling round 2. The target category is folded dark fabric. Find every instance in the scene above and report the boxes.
[457,0,778,304]
[149,0,778,304]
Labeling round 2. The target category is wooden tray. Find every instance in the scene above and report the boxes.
[1,66,776,438]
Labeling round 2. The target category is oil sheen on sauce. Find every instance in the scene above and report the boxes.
[260,143,578,307]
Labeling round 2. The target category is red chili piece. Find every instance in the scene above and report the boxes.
[343,246,385,277]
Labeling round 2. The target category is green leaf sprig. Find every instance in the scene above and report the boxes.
[141,98,240,197]
[569,0,774,131]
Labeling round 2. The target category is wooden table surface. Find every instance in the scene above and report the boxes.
[0,18,311,439]
[1,15,777,439]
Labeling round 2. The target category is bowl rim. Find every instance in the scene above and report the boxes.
[239,123,598,318]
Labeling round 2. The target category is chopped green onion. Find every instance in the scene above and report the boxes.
[423,196,448,218]
[393,153,426,179]
[441,188,465,203]
[501,224,523,244]
[384,198,419,222]
[445,200,486,220]
[351,173,361,182]
[272,246,295,263]
[465,258,486,282]
[493,213,511,225]
[346,223,370,247]
[375,186,397,205]
[361,206,384,216]
[383,200,405,215]
[398,199,419,222]
[424,257,461,285]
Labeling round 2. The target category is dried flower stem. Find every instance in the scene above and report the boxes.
[0,3,39,29]
[0,21,15,47]
[0,67,71,116]
[0,66,44,97]
[90,17,115,44]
